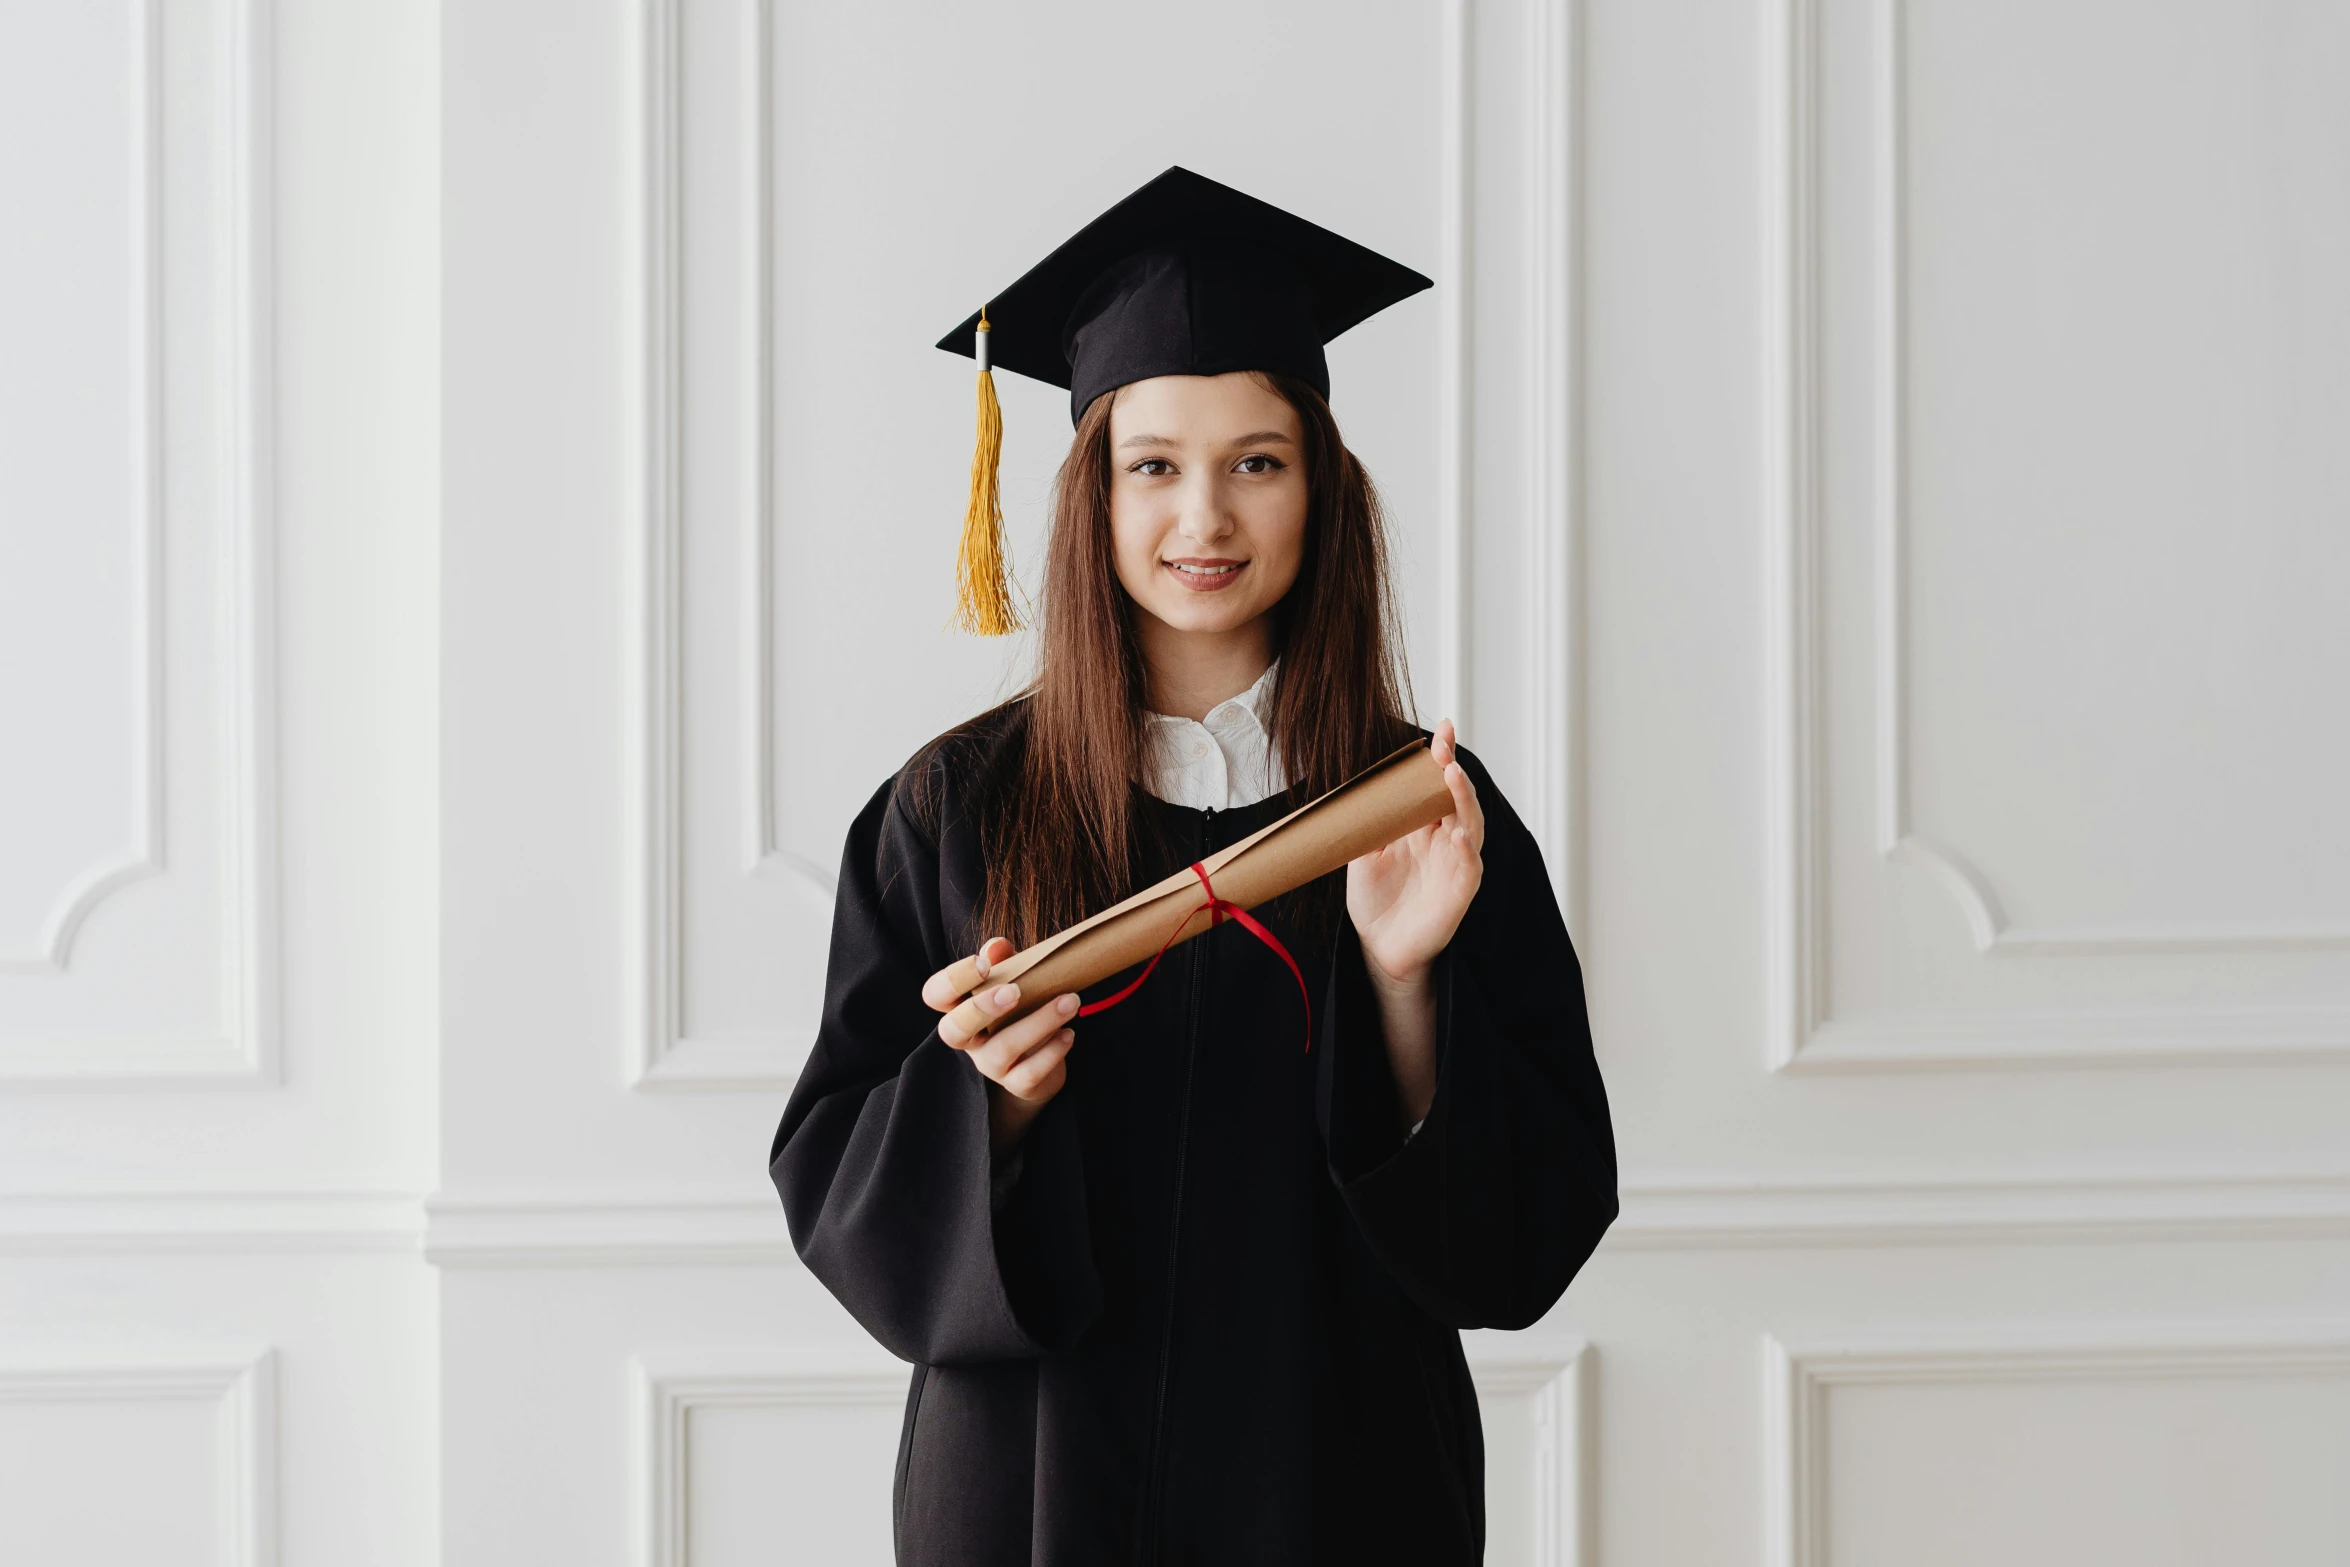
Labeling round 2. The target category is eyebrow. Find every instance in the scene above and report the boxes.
[1115,430,1298,450]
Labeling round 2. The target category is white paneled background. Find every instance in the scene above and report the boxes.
[4,0,2345,1562]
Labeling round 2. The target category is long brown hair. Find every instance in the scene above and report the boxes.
[923,371,1414,950]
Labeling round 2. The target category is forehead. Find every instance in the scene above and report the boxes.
[1107,372,1301,441]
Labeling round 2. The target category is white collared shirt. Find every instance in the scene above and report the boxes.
[1141,661,1289,810]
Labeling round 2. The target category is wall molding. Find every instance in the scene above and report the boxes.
[1861,0,2350,962]
[629,1343,1586,1567]
[1791,1001,2350,1073]
[0,1190,422,1255]
[630,0,1533,1092]
[621,0,689,1091]
[1465,1337,1594,1567]
[0,0,279,1083]
[631,1347,908,1567]
[621,0,811,1093]
[1608,1166,2350,1251]
[0,1344,278,1567]
[1,0,165,978]
[736,0,837,899]
[1763,1322,2350,1567]
[1759,0,1828,1074]
[624,0,829,1095]
[424,1189,792,1268]
[1759,0,2350,1072]
[1521,0,1584,932]
[30,1166,2349,1266]
[1435,0,1475,735]
[416,1164,2350,1268]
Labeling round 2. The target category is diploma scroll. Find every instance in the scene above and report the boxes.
[942,737,1454,1038]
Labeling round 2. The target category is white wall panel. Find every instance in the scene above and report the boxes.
[0,0,158,973]
[0,1346,275,1567]
[439,0,2350,1559]
[633,1350,906,1567]
[1767,0,2350,1071]
[629,0,1476,1094]
[0,0,2282,1560]
[0,0,277,1081]
[1768,1327,2350,1567]
[0,0,440,1175]
[1,1,440,1564]
[1466,1341,1595,1567]
[625,1341,1589,1567]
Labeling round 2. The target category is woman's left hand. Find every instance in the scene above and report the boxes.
[1346,719,1485,989]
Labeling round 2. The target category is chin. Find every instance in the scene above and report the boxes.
[1148,595,1265,634]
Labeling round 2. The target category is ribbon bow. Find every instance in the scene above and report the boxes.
[1075,862,1314,1052]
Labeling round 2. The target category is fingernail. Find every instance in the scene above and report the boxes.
[992,983,1019,1009]
[1056,994,1078,1017]
[975,956,991,978]
[1059,1030,1075,1047]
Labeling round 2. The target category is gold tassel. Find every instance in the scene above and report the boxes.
[954,311,1023,635]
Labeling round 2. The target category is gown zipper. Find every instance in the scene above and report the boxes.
[1138,804,1213,1564]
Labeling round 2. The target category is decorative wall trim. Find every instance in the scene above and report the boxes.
[634,0,1510,1092]
[1759,0,1828,1075]
[1435,0,1475,735]
[1465,1338,1595,1567]
[0,1344,278,1567]
[1791,1002,2350,1073]
[737,0,836,897]
[1521,0,1584,931]
[1760,0,2350,1071]
[1763,1323,2350,1567]
[0,1190,422,1255]
[425,1189,792,1268]
[628,1344,1585,1567]
[625,0,827,1094]
[417,1165,2350,1267]
[44,1163,2345,1266]
[622,0,685,1091]
[1,0,279,1083]
[1862,0,2350,961]
[1,0,165,978]
[747,0,831,892]
[631,1347,908,1567]
[213,0,281,1085]
[1608,1166,2350,1251]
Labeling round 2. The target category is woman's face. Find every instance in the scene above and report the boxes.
[1105,371,1308,640]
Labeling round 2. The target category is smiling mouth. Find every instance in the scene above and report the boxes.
[1164,559,1247,592]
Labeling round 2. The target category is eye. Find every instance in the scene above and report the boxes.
[1234,453,1287,475]
[1129,457,1176,477]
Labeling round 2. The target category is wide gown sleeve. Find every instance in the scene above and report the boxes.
[769,773,1103,1365]
[1315,745,1619,1330]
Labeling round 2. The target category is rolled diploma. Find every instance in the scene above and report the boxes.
[941,738,1454,1039]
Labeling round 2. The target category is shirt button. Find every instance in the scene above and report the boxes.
[1191,741,1208,759]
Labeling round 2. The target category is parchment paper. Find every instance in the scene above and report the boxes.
[940,737,1454,1036]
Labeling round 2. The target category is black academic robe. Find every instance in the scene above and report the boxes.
[769,709,1617,1566]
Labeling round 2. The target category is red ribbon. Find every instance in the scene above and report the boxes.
[1075,862,1314,1052]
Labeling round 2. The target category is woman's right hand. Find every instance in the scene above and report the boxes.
[923,936,1080,1154]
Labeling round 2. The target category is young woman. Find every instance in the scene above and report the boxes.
[770,169,1617,1566]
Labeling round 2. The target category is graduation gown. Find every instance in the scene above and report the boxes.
[769,709,1617,1565]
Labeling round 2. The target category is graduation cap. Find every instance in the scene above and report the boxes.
[937,166,1433,635]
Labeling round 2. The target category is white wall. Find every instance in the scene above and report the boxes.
[0,0,441,1562]
[5,1,2346,1562]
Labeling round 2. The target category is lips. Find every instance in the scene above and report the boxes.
[1164,559,1247,593]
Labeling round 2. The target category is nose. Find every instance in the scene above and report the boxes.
[1173,471,1234,546]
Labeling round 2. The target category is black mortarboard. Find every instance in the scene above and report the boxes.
[936,167,1433,635]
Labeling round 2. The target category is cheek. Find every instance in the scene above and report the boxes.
[1248,481,1310,594]
[1107,484,1165,592]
